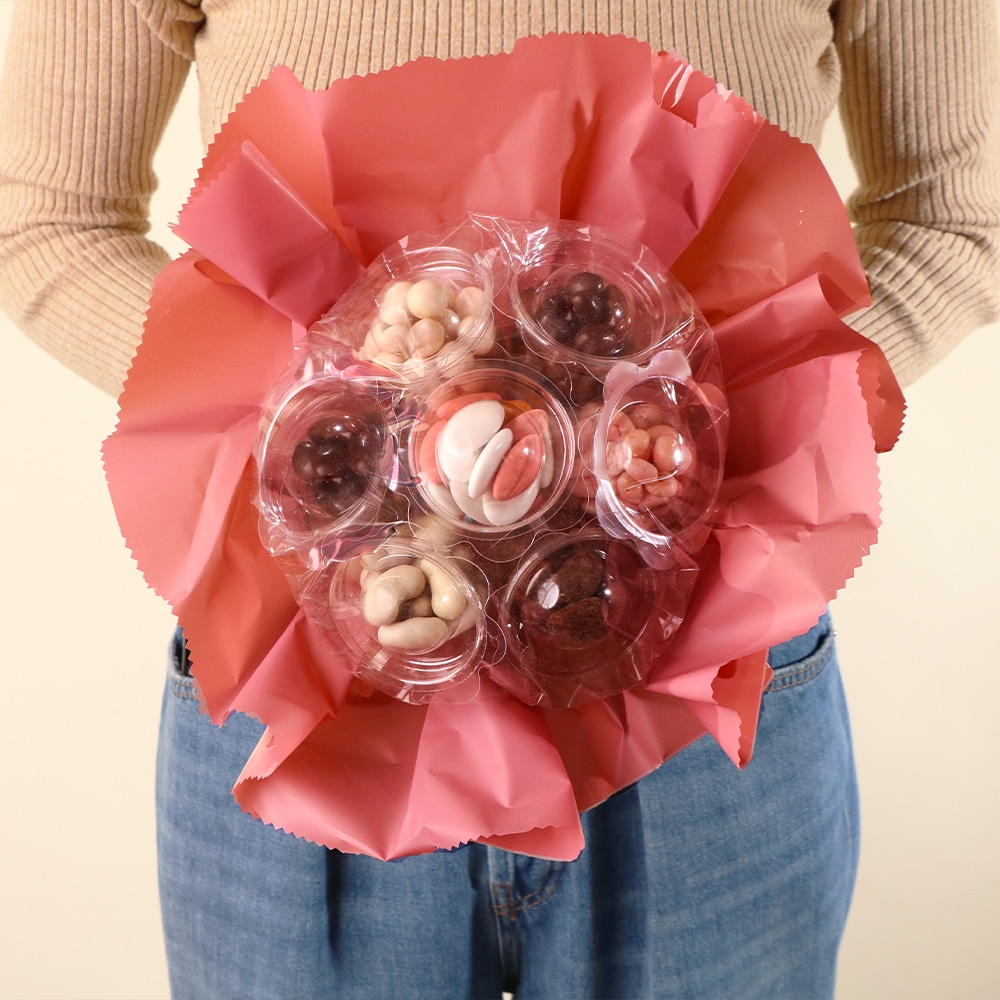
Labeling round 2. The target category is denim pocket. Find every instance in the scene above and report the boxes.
[168,628,198,699]
[766,614,835,695]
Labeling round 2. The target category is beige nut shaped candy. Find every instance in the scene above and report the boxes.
[407,593,435,618]
[372,322,411,355]
[449,603,478,638]
[417,558,468,621]
[406,278,452,319]
[362,564,428,627]
[454,285,486,319]
[409,514,459,548]
[377,616,449,650]
[434,341,476,377]
[378,281,413,325]
[360,540,415,572]
[407,318,447,359]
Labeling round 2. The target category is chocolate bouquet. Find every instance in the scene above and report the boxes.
[103,34,903,860]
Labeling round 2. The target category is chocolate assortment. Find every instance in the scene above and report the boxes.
[291,411,384,519]
[409,368,574,534]
[253,216,727,706]
[530,270,633,356]
[358,276,496,378]
[518,546,612,646]
[257,380,396,544]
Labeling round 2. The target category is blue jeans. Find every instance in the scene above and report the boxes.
[157,614,858,999]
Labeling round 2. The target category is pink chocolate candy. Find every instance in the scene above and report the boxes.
[507,408,549,442]
[417,420,447,485]
[606,402,692,513]
[491,433,544,502]
[419,388,556,526]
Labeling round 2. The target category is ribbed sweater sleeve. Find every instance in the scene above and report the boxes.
[0,0,197,396]
[835,0,1000,384]
[0,1,997,396]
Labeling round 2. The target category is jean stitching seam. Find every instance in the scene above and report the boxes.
[513,864,565,913]
[169,674,199,700]
[767,629,835,692]
[492,882,516,923]
[491,864,566,920]
[768,644,834,691]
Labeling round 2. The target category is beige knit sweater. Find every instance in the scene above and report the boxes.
[1,1,998,396]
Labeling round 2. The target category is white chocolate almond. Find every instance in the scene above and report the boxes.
[407,318,446,358]
[372,350,406,369]
[438,308,461,336]
[372,322,410,355]
[471,322,496,357]
[379,281,412,324]
[455,285,486,318]
[434,340,476,377]
[406,278,452,318]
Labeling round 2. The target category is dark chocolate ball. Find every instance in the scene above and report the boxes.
[291,409,383,519]
[530,271,634,360]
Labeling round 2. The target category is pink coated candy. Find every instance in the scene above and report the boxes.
[644,476,681,498]
[507,408,549,442]
[606,442,627,477]
[626,403,667,430]
[607,410,635,443]
[647,423,680,443]
[418,420,446,484]
[492,433,544,502]
[616,472,645,505]
[623,428,651,460]
[652,430,683,474]
[625,457,658,483]
[570,458,595,500]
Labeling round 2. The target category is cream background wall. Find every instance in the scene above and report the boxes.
[0,4,997,997]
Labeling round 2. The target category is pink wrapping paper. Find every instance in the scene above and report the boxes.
[103,33,904,861]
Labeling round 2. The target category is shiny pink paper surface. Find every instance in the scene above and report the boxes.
[103,34,904,860]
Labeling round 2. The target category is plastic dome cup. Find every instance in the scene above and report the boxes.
[255,377,399,562]
[312,241,497,388]
[510,227,698,406]
[489,527,668,710]
[326,537,490,704]
[405,363,580,541]
[591,357,728,561]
